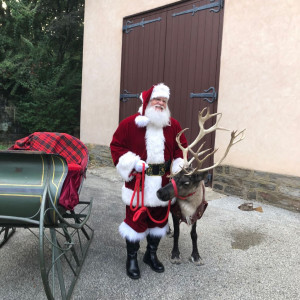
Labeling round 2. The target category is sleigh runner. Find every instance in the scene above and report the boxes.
[0,132,94,300]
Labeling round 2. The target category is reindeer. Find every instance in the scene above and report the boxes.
[156,108,245,265]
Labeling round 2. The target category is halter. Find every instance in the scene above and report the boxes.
[171,178,196,200]
[171,179,207,225]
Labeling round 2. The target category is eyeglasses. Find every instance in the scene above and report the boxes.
[151,98,168,104]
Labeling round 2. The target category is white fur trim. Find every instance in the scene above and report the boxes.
[172,157,184,173]
[144,176,164,206]
[121,125,177,206]
[135,115,150,127]
[150,83,170,100]
[148,224,169,238]
[135,96,149,127]
[116,151,140,182]
[119,222,148,242]
[145,125,165,163]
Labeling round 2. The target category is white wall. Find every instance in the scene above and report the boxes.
[215,0,300,176]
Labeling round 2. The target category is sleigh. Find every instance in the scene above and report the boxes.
[0,132,94,300]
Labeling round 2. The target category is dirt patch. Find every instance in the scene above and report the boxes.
[231,229,265,250]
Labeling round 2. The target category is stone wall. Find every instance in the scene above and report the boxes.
[213,165,300,212]
[84,146,300,213]
[86,144,114,168]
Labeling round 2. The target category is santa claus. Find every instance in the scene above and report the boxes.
[110,83,187,279]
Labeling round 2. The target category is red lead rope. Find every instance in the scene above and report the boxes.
[130,163,171,224]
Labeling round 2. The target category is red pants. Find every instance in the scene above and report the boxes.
[124,205,169,233]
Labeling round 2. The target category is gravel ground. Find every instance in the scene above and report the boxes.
[0,167,299,300]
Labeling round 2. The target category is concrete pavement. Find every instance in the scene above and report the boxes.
[0,167,299,300]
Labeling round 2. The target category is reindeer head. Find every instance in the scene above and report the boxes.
[156,169,208,202]
[157,107,245,202]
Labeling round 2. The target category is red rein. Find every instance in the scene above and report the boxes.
[130,163,171,224]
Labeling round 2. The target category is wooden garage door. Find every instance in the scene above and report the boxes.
[120,0,224,171]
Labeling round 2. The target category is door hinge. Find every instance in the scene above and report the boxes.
[120,90,140,102]
[190,87,218,103]
[123,17,162,34]
[172,0,224,17]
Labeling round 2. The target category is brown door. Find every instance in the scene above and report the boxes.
[120,0,224,173]
[119,10,167,121]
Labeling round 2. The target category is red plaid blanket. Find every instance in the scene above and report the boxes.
[9,132,88,169]
[9,132,89,210]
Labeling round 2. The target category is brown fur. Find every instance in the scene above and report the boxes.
[156,171,208,264]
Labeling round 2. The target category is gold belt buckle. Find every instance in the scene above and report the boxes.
[158,165,165,176]
[146,164,166,176]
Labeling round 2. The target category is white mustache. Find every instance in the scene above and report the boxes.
[154,104,164,110]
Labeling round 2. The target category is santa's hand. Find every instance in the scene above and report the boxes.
[134,160,149,172]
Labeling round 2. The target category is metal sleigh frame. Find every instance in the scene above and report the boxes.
[0,151,94,300]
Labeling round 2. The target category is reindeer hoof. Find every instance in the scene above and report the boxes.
[170,256,182,264]
[189,256,204,266]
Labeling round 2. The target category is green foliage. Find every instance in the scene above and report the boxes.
[0,0,84,135]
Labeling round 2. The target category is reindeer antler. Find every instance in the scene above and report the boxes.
[171,107,245,176]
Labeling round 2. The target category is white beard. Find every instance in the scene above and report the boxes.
[144,105,171,128]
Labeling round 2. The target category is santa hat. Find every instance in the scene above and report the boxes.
[135,83,170,127]
[150,83,170,100]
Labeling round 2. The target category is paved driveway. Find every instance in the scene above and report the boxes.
[1,167,299,300]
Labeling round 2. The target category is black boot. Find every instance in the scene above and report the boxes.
[143,235,165,273]
[126,239,140,279]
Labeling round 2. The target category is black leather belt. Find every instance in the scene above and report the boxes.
[145,160,171,176]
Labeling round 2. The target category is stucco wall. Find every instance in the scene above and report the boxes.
[215,0,300,176]
[81,0,300,177]
[81,0,175,145]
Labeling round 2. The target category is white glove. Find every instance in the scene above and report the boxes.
[134,160,149,172]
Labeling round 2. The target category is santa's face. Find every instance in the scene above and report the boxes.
[150,97,168,112]
[145,98,170,127]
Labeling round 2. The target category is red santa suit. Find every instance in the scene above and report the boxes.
[110,85,187,242]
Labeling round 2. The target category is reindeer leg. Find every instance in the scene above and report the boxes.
[167,221,173,237]
[190,222,204,266]
[170,213,181,264]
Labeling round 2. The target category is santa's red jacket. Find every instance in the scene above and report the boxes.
[110,113,187,207]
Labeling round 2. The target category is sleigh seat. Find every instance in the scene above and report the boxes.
[9,132,89,210]
[0,132,93,300]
